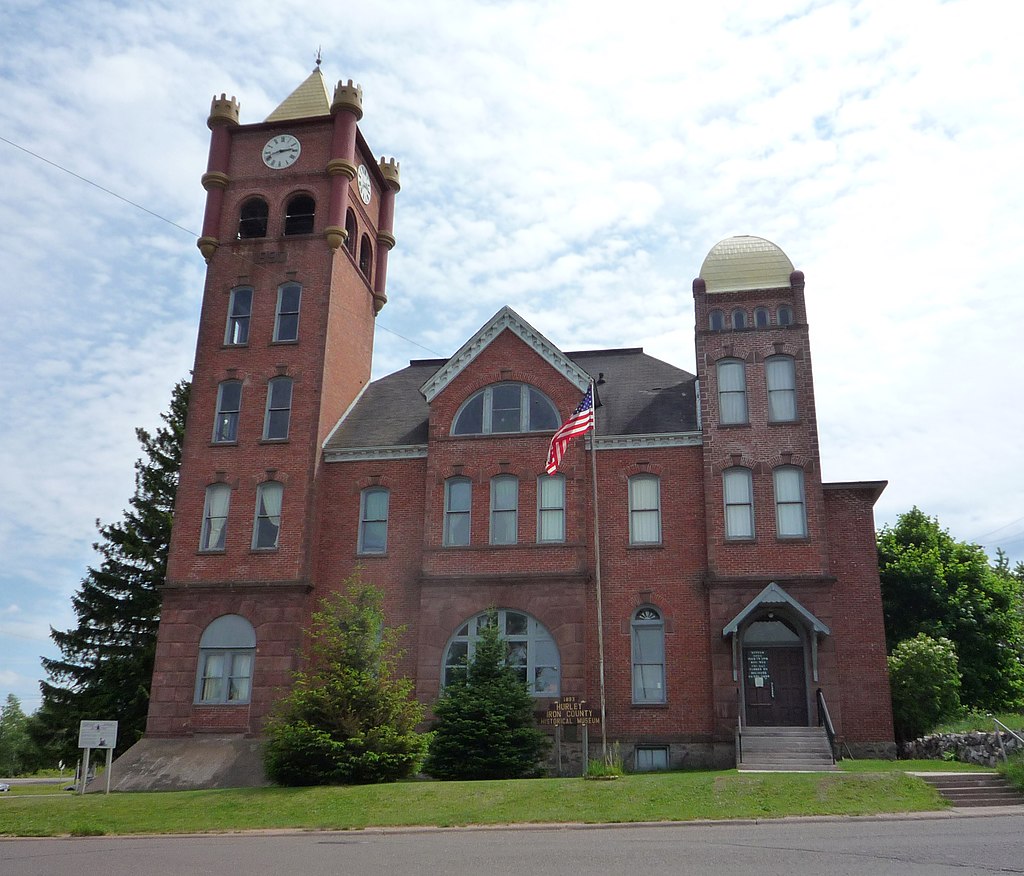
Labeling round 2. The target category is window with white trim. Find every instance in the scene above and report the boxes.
[225,287,252,345]
[200,483,231,551]
[766,355,797,422]
[629,474,661,545]
[774,466,807,538]
[452,383,559,435]
[263,376,292,440]
[252,481,283,549]
[490,476,518,545]
[273,282,301,342]
[358,487,389,554]
[195,614,255,704]
[444,477,471,546]
[632,607,666,703]
[717,358,748,425]
[442,609,560,696]
[723,467,754,540]
[537,475,565,543]
[213,380,242,443]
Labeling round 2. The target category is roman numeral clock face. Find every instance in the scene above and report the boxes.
[262,134,300,169]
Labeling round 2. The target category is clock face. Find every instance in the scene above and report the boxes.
[262,134,301,169]
[357,164,372,204]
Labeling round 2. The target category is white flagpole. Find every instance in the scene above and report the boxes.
[588,382,609,759]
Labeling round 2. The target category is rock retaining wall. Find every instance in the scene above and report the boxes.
[901,730,1023,767]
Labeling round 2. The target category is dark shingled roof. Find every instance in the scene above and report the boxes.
[324,348,697,452]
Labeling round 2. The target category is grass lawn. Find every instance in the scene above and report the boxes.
[0,770,944,837]
[838,759,994,773]
[932,712,1024,734]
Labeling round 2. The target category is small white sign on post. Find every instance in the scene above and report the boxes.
[78,721,119,795]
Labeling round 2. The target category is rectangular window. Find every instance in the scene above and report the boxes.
[263,377,293,440]
[225,287,252,345]
[490,476,518,545]
[723,468,754,540]
[444,478,471,546]
[717,359,748,425]
[200,483,231,551]
[273,283,301,342]
[766,356,797,422]
[635,747,669,772]
[252,481,283,549]
[213,380,242,443]
[199,653,225,702]
[774,466,807,538]
[537,475,565,542]
[632,609,666,703]
[227,652,253,702]
[358,488,389,554]
[629,475,661,545]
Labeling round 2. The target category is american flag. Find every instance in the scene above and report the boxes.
[545,385,595,475]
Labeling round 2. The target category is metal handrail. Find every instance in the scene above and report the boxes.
[736,687,743,764]
[816,687,836,764]
[993,717,1024,764]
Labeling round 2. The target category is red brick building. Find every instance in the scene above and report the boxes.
[129,69,894,787]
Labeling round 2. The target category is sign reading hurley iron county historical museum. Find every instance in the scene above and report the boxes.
[540,696,600,726]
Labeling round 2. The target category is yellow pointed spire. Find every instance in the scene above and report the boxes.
[265,67,331,122]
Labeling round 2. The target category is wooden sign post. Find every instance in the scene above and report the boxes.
[539,696,601,776]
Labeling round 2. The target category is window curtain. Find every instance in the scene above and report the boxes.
[718,360,747,423]
[767,357,797,421]
[723,468,753,538]
[204,485,230,550]
[537,476,564,541]
[774,468,806,536]
[630,476,661,543]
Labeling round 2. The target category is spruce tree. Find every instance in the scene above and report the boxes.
[31,380,189,762]
[425,612,548,780]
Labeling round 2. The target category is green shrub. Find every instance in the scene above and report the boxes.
[586,743,624,778]
[888,633,961,742]
[999,753,1024,794]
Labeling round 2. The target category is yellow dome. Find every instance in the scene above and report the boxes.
[699,236,795,293]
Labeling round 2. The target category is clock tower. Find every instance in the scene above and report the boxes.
[146,66,401,742]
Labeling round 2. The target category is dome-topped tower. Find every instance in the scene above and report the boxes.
[699,235,795,293]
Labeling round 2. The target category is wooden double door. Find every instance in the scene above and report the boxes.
[743,646,808,726]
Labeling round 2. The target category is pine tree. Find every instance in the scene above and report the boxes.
[424,612,548,780]
[30,380,189,762]
[0,694,41,776]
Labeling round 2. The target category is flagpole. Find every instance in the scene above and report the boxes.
[588,382,609,759]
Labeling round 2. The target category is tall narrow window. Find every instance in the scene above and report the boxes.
[537,475,565,543]
[723,467,754,540]
[632,607,666,703]
[213,380,242,443]
[359,234,373,279]
[195,615,255,704]
[344,208,357,255]
[444,477,471,546]
[284,194,315,235]
[225,287,252,345]
[200,483,231,551]
[709,309,725,331]
[766,355,797,422]
[717,358,748,425]
[273,282,301,342]
[732,309,747,330]
[629,474,661,545]
[237,197,268,239]
[263,376,293,440]
[777,305,794,326]
[358,487,389,555]
[774,466,807,538]
[252,481,283,549]
[754,306,771,328]
[490,476,518,545]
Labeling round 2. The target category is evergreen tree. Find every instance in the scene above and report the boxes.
[878,508,1024,712]
[0,694,41,776]
[424,612,548,780]
[263,577,428,786]
[30,380,189,762]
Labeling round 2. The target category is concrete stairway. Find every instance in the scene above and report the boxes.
[737,726,837,771]
[915,772,1024,807]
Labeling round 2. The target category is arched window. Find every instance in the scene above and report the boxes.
[732,309,747,330]
[628,474,661,545]
[225,287,252,346]
[213,380,242,443]
[777,305,794,326]
[195,615,255,704]
[537,475,565,543]
[444,477,471,546]
[490,476,518,545]
[709,309,725,331]
[283,194,315,235]
[263,376,293,440]
[766,355,797,422]
[200,483,231,551]
[723,467,754,540]
[237,197,268,239]
[632,607,665,704]
[359,234,373,278]
[443,609,560,696]
[754,306,771,328]
[358,487,389,555]
[717,358,748,425]
[452,383,560,435]
[252,481,283,549]
[773,466,807,538]
[344,208,357,255]
[273,282,301,342]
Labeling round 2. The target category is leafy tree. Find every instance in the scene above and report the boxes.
[887,634,961,741]
[263,577,428,786]
[0,694,41,776]
[30,380,189,763]
[878,508,1024,712]
[424,612,548,780]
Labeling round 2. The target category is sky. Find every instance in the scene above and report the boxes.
[1,0,1022,715]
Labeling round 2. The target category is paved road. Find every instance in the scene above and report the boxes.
[3,813,1024,875]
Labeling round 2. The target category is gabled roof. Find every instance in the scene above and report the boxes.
[265,67,331,122]
[722,582,831,637]
[419,307,592,403]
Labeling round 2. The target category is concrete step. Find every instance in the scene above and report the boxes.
[740,762,839,772]
[737,725,836,772]
[916,772,1024,807]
